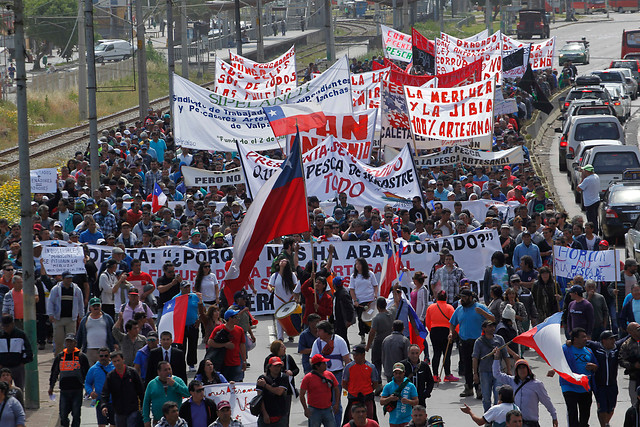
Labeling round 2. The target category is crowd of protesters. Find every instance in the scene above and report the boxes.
[0,55,639,427]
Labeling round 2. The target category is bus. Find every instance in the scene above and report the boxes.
[622,29,640,58]
[609,0,639,12]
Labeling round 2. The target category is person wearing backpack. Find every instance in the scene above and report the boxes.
[300,354,339,427]
[460,384,519,426]
[491,348,558,427]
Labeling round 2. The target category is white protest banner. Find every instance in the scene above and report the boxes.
[30,168,57,193]
[41,245,85,274]
[494,89,518,115]
[181,166,245,188]
[405,78,495,141]
[173,57,352,150]
[435,38,503,84]
[204,383,258,426]
[300,109,377,163]
[351,68,389,111]
[380,80,491,150]
[229,45,296,78]
[213,58,286,100]
[385,145,524,168]
[528,37,555,70]
[381,25,412,62]
[237,136,420,209]
[440,200,521,223]
[87,231,500,315]
[553,246,619,281]
[440,30,501,51]
[441,29,490,44]
[501,34,529,78]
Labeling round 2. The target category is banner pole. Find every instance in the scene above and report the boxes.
[406,142,427,213]
[235,139,255,200]
[612,247,618,330]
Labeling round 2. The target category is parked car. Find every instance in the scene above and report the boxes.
[575,145,640,196]
[562,100,616,121]
[561,85,612,115]
[607,67,639,99]
[94,39,135,63]
[568,139,623,195]
[517,9,550,39]
[602,181,640,242]
[606,85,632,122]
[610,58,640,80]
[559,41,590,65]
[556,114,624,172]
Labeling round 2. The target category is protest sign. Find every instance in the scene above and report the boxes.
[229,45,296,78]
[437,58,484,88]
[435,37,503,84]
[181,166,245,188]
[381,80,491,150]
[173,57,352,151]
[412,28,435,74]
[299,109,377,162]
[528,37,555,70]
[213,58,291,100]
[237,136,420,208]
[389,69,436,87]
[41,245,85,275]
[30,168,57,193]
[381,25,412,62]
[87,231,500,315]
[553,246,619,281]
[385,145,524,167]
[440,200,521,223]
[405,78,495,141]
[351,68,389,111]
[440,30,495,48]
[501,34,530,78]
[204,383,258,426]
[494,89,518,115]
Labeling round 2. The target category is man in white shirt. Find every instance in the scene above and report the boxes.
[577,164,601,231]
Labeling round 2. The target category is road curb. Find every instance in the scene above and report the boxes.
[551,17,613,30]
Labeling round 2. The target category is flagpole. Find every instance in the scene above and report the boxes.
[235,139,255,201]
[612,247,618,330]
[552,244,561,313]
[406,142,427,213]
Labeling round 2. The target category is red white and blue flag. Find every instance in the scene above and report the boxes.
[262,103,327,137]
[152,183,167,213]
[157,294,189,344]
[514,312,590,390]
[380,239,405,298]
[224,130,309,303]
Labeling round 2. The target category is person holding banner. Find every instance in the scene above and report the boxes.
[349,258,379,345]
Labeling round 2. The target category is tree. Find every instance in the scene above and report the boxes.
[25,0,78,70]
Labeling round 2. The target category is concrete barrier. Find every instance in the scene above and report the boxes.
[31,58,136,93]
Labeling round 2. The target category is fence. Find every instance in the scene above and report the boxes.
[30,58,135,93]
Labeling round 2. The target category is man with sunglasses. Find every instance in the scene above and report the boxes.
[178,380,218,427]
[76,297,115,365]
[85,347,115,427]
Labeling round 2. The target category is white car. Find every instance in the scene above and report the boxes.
[608,67,639,99]
[606,85,632,122]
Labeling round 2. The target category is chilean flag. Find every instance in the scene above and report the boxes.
[223,130,309,303]
[158,294,189,344]
[380,239,404,298]
[152,183,167,213]
[513,312,590,390]
[263,103,327,137]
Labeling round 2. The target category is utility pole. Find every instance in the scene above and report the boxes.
[256,0,264,62]
[180,0,188,77]
[167,0,175,114]
[324,0,335,63]
[135,0,149,117]
[85,0,99,192]
[486,0,492,33]
[13,0,38,409]
[439,0,444,34]
[77,0,87,120]
[392,0,398,28]
[234,0,242,55]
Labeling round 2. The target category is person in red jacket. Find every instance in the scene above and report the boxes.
[299,274,333,325]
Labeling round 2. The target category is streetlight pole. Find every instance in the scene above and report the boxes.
[135,0,149,116]
[13,0,39,409]
[234,0,242,55]
[77,0,87,119]
[85,0,99,192]
[167,0,175,114]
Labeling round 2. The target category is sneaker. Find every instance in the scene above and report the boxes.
[246,362,251,368]
[459,385,474,397]
[475,388,482,400]
[432,375,441,383]
[189,365,196,372]
[444,374,460,382]
[288,337,294,342]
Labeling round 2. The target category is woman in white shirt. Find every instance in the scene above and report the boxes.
[268,258,300,341]
[348,257,378,344]
[194,261,219,307]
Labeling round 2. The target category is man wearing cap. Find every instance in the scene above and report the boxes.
[2,272,28,330]
[47,271,85,353]
[450,288,495,398]
[577,164,601,230]
[85,347,115,427]
[380,362,419,427]
[120,286,155,330]
[208,308,247,382]
[300,353,340,426]
[426,414,444,427]
[255,355,290,426]
[76,297,115,364]
[98,258,128,319]
[472,319,512,411]
[0,314,33,390]
[156,262,182,317]
[49,333,90,427]
[186,229,207,249]
[209,400,243,427]
[133,330,159,379]
[342,345,380,424]
[126,258,157,313]
[298,313,322,375]
[566,285,595,338]
[621,258,639,299]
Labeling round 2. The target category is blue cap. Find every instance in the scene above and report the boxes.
[333,277,342,287]
[224,308,240,320]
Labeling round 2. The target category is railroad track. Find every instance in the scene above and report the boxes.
[0,80,215,171]
[296,20,378,63]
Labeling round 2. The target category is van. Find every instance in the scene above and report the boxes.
[558,115,625,173]
[94,39,134,63]
[576,145,640,195]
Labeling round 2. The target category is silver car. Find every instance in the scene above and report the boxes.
[608,67,639,99]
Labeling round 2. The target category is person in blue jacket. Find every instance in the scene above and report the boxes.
[84,347,115,427]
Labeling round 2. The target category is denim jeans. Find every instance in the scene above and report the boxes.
[480,371,498,412]
[331,369,344,427]
[59,389,83,427]
[114,410,142,427]
[309,406,336,427]
[222,364,244,382]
